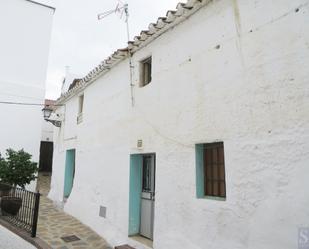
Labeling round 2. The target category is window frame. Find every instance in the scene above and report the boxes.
[195,142,226,200]
[142,156,152,192]
[78,94,84,114]
[139,56,152,87]
[77,94,84,124]
[203,142,226,198]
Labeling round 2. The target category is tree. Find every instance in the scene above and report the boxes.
[0,149,38,189]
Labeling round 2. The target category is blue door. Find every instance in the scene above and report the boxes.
[64,149,75,198]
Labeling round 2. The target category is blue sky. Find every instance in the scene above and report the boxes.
[41,0,180,99]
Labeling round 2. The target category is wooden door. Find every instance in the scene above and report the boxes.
[39,141,53,172]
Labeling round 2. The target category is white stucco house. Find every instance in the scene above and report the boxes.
[0,0,54,179]
[49,0,309,248]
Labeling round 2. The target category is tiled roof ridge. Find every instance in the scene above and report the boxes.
[57,0,209,104]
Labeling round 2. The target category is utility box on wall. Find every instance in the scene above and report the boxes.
[99,205,107,218]
[137,139,143,150]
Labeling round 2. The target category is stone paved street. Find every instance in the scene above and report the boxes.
[36,173,112,249]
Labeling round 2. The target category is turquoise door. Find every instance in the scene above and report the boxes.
[64,149,75,198]
[128,154,143,236]
[128,153,156,239]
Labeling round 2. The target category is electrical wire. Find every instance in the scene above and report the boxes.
[0,101,62,106]
[0,92,44,101]
[0,101,44,106]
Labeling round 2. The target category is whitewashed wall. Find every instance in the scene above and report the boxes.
[41,120,54,142]
[50,0,309,248]
[0,0,54,165]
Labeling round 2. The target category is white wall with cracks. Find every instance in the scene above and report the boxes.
[49,0,309,248]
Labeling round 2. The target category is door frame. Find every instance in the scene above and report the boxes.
[128,153,156,239]
[38,141,54,172]
[63,149,76,198]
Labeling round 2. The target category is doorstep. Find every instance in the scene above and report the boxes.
[130,235,153,248]
[115,245,136,249]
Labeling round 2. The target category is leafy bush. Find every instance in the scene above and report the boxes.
[0,149,38,189]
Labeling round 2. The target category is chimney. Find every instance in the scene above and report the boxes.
[65,66,70,78]
[61,66,70,93]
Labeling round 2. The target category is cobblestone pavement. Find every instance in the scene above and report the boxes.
[36,173,111,249]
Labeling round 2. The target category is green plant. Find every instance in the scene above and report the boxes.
[0,149,38,189]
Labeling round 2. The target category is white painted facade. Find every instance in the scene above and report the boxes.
[41,100,55,142]
[41,119,54,142]
[0,0,54,163]
[50,0,309,248]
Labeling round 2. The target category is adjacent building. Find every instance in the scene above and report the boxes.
[0,0,54,172]
[39,99,55,173]
[49,0,309,248]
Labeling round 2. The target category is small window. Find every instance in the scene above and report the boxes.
[77,94,84,124]
[204,142,226,197]
[196,142,226,199]
[78,94,84,114]
[142,157,151,192]
[140,56,152,87]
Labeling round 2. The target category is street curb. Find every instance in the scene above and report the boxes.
[0,218,52,249]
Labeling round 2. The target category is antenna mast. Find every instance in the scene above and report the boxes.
[98,2,135,106]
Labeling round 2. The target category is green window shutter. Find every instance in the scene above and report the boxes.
[195,144,204,198]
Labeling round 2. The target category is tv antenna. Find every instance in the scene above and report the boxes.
[98,1,135,106]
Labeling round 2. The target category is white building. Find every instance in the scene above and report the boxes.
[41,99,55,144]
[49,0,309,248]
[38,99,55,173]
[61,66,82,95]
[0,0,54,166]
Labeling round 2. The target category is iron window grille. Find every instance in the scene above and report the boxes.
[203,142,226,198]
[142,156,152,192]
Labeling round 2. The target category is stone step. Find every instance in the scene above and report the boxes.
[115,245,136,249]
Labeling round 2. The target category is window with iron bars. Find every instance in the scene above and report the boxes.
[203,142,226,197]
[196,142,226,199]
